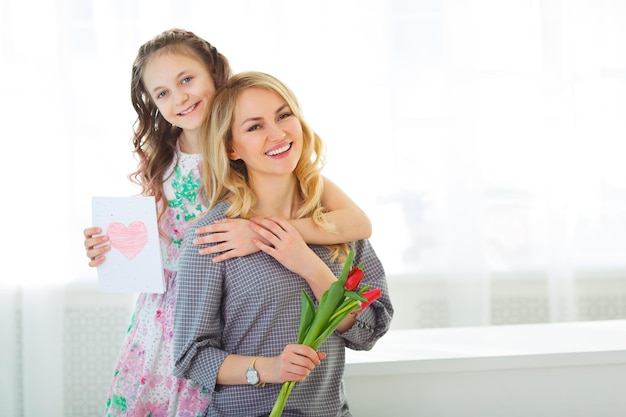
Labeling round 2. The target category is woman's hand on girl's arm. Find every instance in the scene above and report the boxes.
[196,178,371,261]
[289,176,372,244]
[192,218,268,262]
[83,226,110,267]
[248,216,337,300]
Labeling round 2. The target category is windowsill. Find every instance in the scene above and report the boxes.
[346,319,626,376]
[344,320,626,416]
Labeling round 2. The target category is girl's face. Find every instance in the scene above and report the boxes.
[229,87,303,180]
[142,51,216,134]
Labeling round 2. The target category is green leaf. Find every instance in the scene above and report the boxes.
[310,304,360,350]
[269,381,296,417]
[358,285,371,294]
[344,290,368,302]
[329,300,359,322]
[297,291,316,344]
[337,250,355,285]
[302,280,340,345]
[302,250,356,346]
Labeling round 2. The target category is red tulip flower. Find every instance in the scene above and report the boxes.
[355,288,381,313]
[344,266,365,291]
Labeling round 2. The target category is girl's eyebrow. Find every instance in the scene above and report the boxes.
[151,70,189,94]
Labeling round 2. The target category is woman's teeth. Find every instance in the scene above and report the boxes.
[266,143,291,156]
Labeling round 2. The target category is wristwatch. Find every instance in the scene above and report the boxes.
[245,357,261,386]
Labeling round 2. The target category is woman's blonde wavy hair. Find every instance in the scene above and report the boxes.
[200,71,349,262]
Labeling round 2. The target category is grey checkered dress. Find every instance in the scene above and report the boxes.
[174,201,394,417]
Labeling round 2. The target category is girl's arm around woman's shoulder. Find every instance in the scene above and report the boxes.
[289,176,372,244]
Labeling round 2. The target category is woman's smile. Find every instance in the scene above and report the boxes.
[265,142,292,157]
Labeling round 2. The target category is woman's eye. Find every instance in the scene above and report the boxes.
[247,124,261,132]
[278,112,292,121]
[156,90,167,99]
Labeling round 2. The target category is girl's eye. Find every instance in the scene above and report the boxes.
[156,90,168,99]
[182,76,192,84]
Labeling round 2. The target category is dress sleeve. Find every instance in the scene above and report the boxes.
[338,239,394,351]
[173,210,230,391]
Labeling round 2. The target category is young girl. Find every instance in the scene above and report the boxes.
[82,30,372,416]
[174,71,393,416]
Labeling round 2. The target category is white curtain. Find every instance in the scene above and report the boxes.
[2,1,626,416]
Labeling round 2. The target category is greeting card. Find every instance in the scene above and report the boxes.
[92,196,164,293]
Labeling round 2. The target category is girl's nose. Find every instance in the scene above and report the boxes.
[174,90,188,106]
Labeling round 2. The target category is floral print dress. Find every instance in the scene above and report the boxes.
[102,146,210,417]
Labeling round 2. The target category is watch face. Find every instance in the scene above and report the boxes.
[245,367,259,385]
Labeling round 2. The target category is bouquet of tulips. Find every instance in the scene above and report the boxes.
[269,249,381,417]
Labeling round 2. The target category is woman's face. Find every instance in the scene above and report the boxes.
[229,87,303,180]
[142,51,216,134]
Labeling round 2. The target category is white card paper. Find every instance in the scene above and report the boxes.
[92,196,164,293]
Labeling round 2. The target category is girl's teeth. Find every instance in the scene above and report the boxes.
[180,104,196,115]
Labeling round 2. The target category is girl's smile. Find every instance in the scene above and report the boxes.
[178,102,198,116]
[142,52,216,139]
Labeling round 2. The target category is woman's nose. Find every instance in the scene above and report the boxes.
[267,122,286,141]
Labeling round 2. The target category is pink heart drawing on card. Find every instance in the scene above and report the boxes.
[107,221,149,260]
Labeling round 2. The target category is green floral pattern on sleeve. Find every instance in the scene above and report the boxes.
[168,165,203,222]
[161,159,207,271]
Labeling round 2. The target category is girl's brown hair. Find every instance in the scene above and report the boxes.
[128,28,232,228]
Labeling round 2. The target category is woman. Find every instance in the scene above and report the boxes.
[174,71,393,416]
